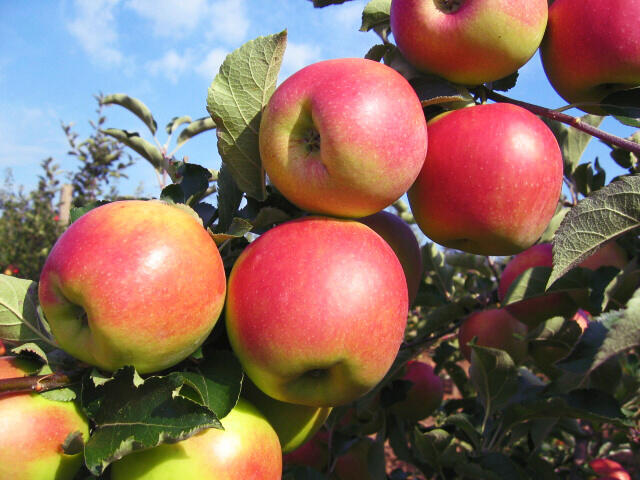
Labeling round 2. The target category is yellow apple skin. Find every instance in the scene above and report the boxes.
[0,356,89,480]
[110,399,282,480]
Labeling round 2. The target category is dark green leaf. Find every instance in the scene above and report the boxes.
[601,87,640,119]
[489,71,519,92]
[360,0,390,32]
[310,0,354,6]
[409,76,474,108]
[175,117,216,148]
[161,163,212,206]
[549,175,640,285]
[102,129,164,169]
[478,453,528,480]
[573,158,606,196]
[69,201,109,224]
[210,217,253,245]
[215,164,243,233]
[282,466,326,480]
[469,345,519,418]
[365,44,392,62]
[207,31,287,200]
[101,94,158,135]
[412,428,453,467]
[444,413,481,450]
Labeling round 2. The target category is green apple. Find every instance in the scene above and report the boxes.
[38,200,227,374]
[458,309,528,363]
[408,103,563,255]
[390,0,548,85]
[226,216,409,407]
[259,58,428,218]
[242,379,331,453]
[0,356,89,480]
[359,211,423,305]
[388,360,443,422]
[111,398,282,480]
[540,0,640,113]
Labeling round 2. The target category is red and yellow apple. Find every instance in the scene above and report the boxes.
[111,398,282,480]
[458,309,528,363]
[259,58,428,218]
[388,360,444,422]
[226,216,408,407]
[0,356,89,480]
[390,0,548,85]
[540,0,640,113]
[38,200,227,374]
[408,103,563,256]
[359,211,423,305]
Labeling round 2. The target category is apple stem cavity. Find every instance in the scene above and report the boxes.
[435,0,464,14]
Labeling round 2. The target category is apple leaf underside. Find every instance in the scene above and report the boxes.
[101,94,158,136]
[81,366,222,475]
[102,128,164,170]
[549,175,640,286]
[207,31,287,201]
[175,116,216,148]
[360,0,390,33]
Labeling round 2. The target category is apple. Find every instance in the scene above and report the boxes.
[388,360,444,422]
[540,0,640,114]
[333,437,376,480]
[358,211,423,305]
[579,241,628,271]
[408,103,563,256]
[498,243,577,328]
[0,356,89,480]
[390,0,548,85]
[458,309,528,363]
[282,429,329,471]
[111,398,282,480]
[242,379,332,453]
[38,200,227,374]
[225,216,408,407]
[0,340,4,356]
[590,458,632,480]
[259,58,428,218]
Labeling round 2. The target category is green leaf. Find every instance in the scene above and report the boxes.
[410,76,474,109]
[207,31,287,201]
[160,163,212,206]
[573,158,606,196]
[412,428,453,467]
[165,115,192,135]
[444,413,481,450]
[101,94,158,135]
[210,217,253,245]
[549,175,640,286]
[175,116,216,148]
[469,345,519,418]
[41,387,78,402]
[609,132,640,170]
[81,366,220,476]
[10,342,48,363]
[360,0,390,32]
[600,87,640,119]
[215,163,244,233]
[541,114,603,175]
[489,71,519,92]
[0,275,54,348]
[179,350,243,419]
[478,453,529,480]
[540,206,569,243]
[613,115,640,128]
[310,0,353,6]
[102,128,164,169]
[70,201,109,224]
[365,44,392,62]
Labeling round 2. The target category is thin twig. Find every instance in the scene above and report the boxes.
[0,372,72,395]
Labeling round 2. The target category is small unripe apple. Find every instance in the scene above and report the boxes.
[390,0,549,85]
[359,211,423,305]
[408,103,563,256]
[0,356,89,480]
[38,200,227,374]
[259,58,428,218]
[226,216,408,407]
[458,309,528,363]
[111,398,282,480]
[388,360,443,422]
[540,0,640,113]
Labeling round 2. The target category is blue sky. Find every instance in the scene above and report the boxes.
[0,0,635,198]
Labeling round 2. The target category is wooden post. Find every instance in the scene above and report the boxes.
[58,184,73,227]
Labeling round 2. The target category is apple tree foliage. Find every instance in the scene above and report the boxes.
[1,0,640,478]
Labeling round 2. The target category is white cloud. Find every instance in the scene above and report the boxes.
[125,0,209,36]
[147,49,192,83]
[281,43,322,79]
[195,48,229,80]
[205,0,250,45]
[67,0,124,67]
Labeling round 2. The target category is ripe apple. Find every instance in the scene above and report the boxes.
[498,243,578,328]
[333,437,376,480]
[111,398,282,480]
[389,360,443,422]
[458,309,528,363]
[590,458,632,480]
[38,200,227,374]
[540,0,640,113]
[0,356,89,480]
[359,211,423,305]
[226,216,408,407]
[282,429,329,471]
[578,241,628,271]
[259,58,428,218]
[242,379,331,453]
[408,103,563,256]
[390,0,548,85]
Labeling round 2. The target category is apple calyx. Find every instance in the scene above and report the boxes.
[302,128,321,153]
[435,0,463,14]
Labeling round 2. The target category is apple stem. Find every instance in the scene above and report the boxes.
[480,88,640,156]
[0,372,73,395]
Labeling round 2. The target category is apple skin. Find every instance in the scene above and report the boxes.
[389,360,443,422]
[358,211,423,305]
[390,0,548,85]
[226,216,408,407]
[282,429,329,471]
[590,458,632,480]
[458,309,528,363]
[540,0,640,114]
[333,437,376,480]
[259,58,428,218]
[242,379,331,453]
[579,241,628,271]
[111,398,282,480]
[0,356,89,480]
[38,200,227,374]
[408,103,563,256]
[498,243,578,328]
